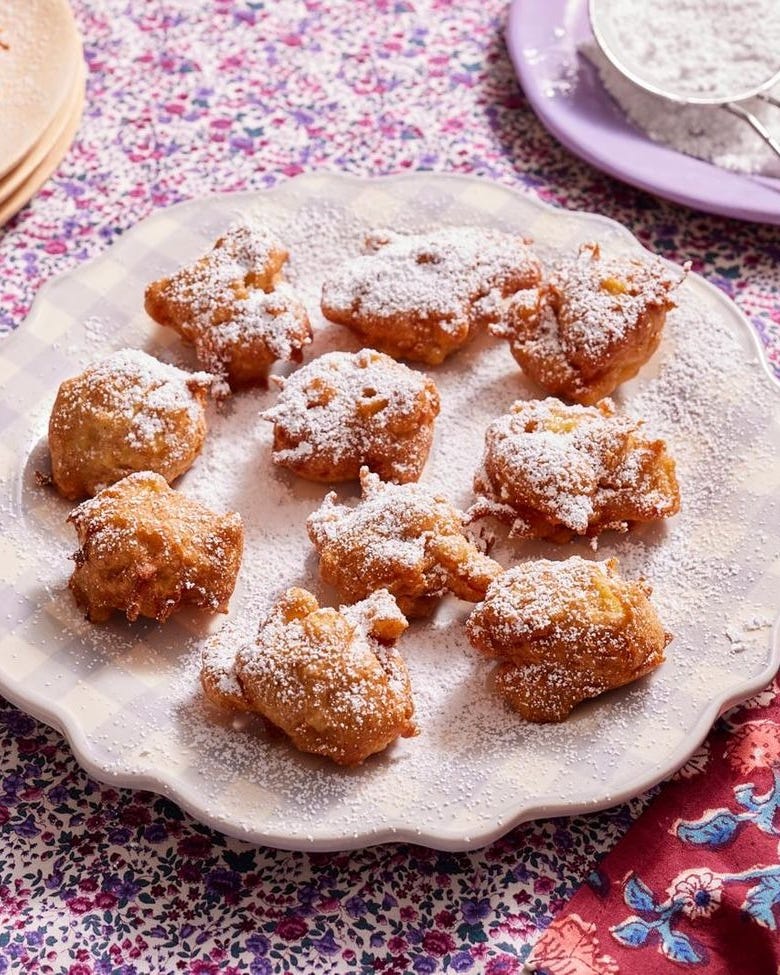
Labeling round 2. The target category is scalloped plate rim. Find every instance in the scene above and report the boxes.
[1,171,779,852]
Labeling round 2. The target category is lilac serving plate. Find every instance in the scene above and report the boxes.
[506,0,780,224]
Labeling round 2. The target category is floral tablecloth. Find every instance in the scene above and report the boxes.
[1,2,778,972]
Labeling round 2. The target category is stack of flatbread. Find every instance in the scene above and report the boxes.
[0,0,84,227]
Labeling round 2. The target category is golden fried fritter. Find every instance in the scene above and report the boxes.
[307,467,503,617]
[262,349,440,484]
[215,587,416,766]
[48,349,213,501]
[492,243,686,405]
[469,397,680,541]
[145,224,312,388]
[200,624,253,712]
[466,557,670,722]
[68,471,243,623]
[321,228,542,365]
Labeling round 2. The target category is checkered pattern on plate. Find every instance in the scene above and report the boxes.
[1,174,778,851]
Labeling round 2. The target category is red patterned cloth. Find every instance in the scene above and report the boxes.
[527,678,780,975]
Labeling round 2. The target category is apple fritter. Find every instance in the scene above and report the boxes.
[307,467,503,617]
[262,349,440,484]
[469,397,680,541]
[321,227,541,365]
[208,587,417,766]
[492,243,686,404]
[466,557,670,722]
[145,224,311,388]
[48,348,213,501]
[68,471,243,623]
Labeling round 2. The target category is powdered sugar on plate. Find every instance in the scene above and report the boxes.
[3,176,779,850]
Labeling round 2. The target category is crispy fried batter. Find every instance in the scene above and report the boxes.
[469,397,680,541]
[48,349,213,501]
[466,557,670,722]
[307,467,503,617]
[492,243,686,405]
[145,224,312,388]
[321,228,542,365]
[68,471,243,623]
[204,588,416,766]
[201,624,253,712]
[262,349,440,483]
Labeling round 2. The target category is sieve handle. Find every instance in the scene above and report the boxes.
[723,102,780,161]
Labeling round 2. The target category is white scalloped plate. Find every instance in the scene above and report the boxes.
[1,173,779,851]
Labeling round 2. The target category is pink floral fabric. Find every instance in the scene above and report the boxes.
[0,1,779,973]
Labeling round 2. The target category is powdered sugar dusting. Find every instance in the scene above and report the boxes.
[6,181,780,848]
[201,624,248,705]
[263,349,437,477]
[236,590,408,725]
[471,397,679,537]
[549,244,681,365]
[158,223,284,320]
[49,348,214,481]
[68,348,211,443]
[470,557,609,642]
[145,224,312,384]
[309,481,436,571]
[322,227,539,328]
[205,283,309,361]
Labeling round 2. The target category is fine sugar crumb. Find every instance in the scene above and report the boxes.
[322,226,540,331]
[593,0,780,101]
[582,18,780,178]
[726,614,775,653]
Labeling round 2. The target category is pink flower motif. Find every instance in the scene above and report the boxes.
[725,720,780,774]
[485,956,520,975]
[528,914,619,975]
[189,962,218,975]
[275,916,308,940]
[535,876,555,895]
[422,930,455,956]
[666,868,723,919]
[67,897,93,915]
[434,908,455,927]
